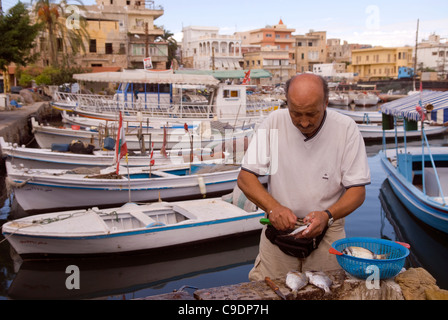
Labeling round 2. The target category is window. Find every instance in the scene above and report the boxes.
[132,43,145,55]
[297,42,302,47]
[135,19,144,27]
[308,42,312,47]
[223,90,240,98]
[89,39,97,53]
[119,43,126,54]
[105,43,113,54]
[57,38,63,52]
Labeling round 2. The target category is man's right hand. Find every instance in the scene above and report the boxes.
[268,205,297,231]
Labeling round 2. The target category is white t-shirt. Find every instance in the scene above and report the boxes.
[241,108,371,219]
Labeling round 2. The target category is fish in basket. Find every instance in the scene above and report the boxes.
[329,237,410,280]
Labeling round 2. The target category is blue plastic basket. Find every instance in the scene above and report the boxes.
[330,237,410,280]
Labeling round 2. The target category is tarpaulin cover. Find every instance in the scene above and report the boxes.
[381,91,448,124]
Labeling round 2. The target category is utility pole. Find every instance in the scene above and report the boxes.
[413,19,419,91]
[145,22,149,58]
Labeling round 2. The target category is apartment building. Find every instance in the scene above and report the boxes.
[240,20,295,51]
[237,20,296,83]
[326,39,372,64]
[417,33,448,79]
[244,50,293,84]
[351,46,414,81]
[181,26,242,70]
[34,0,168,70]
[294,31,327,73]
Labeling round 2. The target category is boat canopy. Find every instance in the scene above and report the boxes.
[73,69,220,86]
[175,69,272,80]
[381,91,448,124]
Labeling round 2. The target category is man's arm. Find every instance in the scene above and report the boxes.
[237,169,297,230]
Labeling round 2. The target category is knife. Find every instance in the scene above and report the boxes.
[265,277,287,300]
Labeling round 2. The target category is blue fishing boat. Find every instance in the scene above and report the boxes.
[379,90,448,234]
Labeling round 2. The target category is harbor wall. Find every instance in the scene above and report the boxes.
[0,102,58,147]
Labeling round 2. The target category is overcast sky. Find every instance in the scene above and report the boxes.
[4,0,448,47]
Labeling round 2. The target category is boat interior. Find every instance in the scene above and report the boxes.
[395,152,448,200]
[98,204,194,231]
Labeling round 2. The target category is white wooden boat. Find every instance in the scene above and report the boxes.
[328,92,351,106]
[358,122,448,140]
[31,117,253,151]
[327,107,382,123]
[0,136,226,170]
[353,93,380,107]
[1,197,264,258]
[6,162,266,213]
[380,91,448,234]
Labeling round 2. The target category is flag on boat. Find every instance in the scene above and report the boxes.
[115,112,128,174]
[242,70,251,85]
[149,142,155,166]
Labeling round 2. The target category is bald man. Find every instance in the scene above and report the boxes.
[238,74,371,281]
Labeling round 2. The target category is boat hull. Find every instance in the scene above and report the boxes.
[2,200,265,257]
[380,151,448,233]
[8,165,266,213]
[359,124,447,140]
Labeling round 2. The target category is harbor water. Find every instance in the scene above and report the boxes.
[1,125,448,299]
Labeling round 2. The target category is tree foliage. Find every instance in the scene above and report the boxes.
[17,64,92,86]
[32,0,90,67]
[0,2,41,70]
[155,26,179,69]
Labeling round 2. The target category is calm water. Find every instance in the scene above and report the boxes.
[1,132,448,299]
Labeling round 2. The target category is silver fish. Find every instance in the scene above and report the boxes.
[305,271,332,294]
[286,271,308,292]
[342,246,389,260]
[289,224,309,236]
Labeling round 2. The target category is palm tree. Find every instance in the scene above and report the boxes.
[156,27,179,69]
[32,0,89,67]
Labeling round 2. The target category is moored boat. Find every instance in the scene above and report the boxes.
[358,122,447,140]
[1,196,264,259]
[6,161,267,213]
[354,93,380,107]
[328,107,382,123]
[0,136,226,170]
[379,90,448,233]
[31,117,253,151]
[328,92,351,106]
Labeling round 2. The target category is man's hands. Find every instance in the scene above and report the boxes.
[269,208,329,239]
